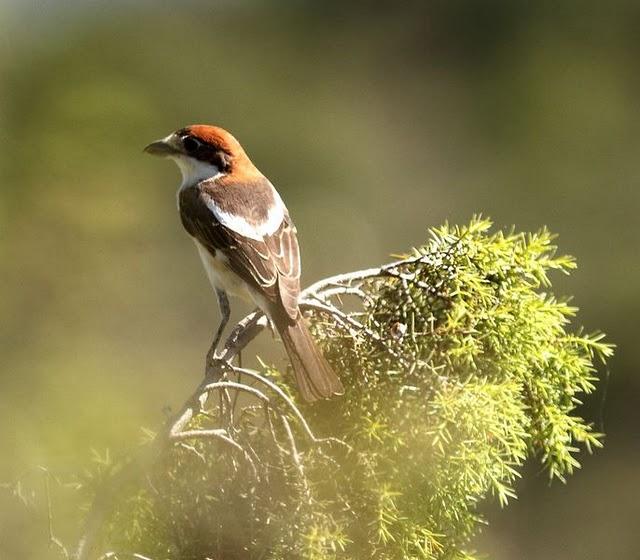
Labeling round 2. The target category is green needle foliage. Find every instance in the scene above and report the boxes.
[103,218,612,560]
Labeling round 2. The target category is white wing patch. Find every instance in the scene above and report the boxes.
[202,185,286,241]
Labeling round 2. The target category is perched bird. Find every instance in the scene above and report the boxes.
[145,125,344,401]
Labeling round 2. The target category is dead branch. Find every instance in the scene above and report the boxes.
[73,255,417,560]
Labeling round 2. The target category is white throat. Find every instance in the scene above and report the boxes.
[171,155,223,188]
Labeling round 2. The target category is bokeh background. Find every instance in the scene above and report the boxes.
[1,1,638,558]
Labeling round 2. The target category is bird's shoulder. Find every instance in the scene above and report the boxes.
[178,176,301,319]
[180,174,293,241]
[201,174,282,223]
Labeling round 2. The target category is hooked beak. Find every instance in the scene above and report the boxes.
[144,135,182,157]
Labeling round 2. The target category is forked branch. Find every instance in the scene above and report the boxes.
[74,255,425,560]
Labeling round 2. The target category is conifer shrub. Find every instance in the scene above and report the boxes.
[101,218,612,560]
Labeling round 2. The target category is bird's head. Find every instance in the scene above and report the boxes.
[145,125,255,185]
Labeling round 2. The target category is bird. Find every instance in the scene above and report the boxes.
[144,124,344,402]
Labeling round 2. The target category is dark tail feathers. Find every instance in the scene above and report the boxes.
[276,316,344,402]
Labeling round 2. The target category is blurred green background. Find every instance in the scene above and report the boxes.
[1,1,638,558]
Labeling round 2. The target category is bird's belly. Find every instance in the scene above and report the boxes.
[193,240,252,302]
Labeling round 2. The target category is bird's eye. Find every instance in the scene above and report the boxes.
[183,136,201,153]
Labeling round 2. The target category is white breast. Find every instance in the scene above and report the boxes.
[194,239,273,315]
[194,240,251,300]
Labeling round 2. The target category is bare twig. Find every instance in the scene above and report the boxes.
[170,429,258,478]
[98,552,156,560]
[74,254,422,559]
[301,298,401,359]
[231,366,351,451]
[42,467,70,560]
[280,416,311,505]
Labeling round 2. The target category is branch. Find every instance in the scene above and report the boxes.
[74,255,416,560]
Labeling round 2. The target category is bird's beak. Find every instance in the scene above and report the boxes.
[144,135,181,157]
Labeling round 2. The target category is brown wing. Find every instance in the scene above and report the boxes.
[179,184,301,320]
[265,217,300,319]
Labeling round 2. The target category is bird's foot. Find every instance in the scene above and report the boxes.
[266,316,277,338]
[204,348,230,380]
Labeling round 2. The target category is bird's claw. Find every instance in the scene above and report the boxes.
[205,351,231,379]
